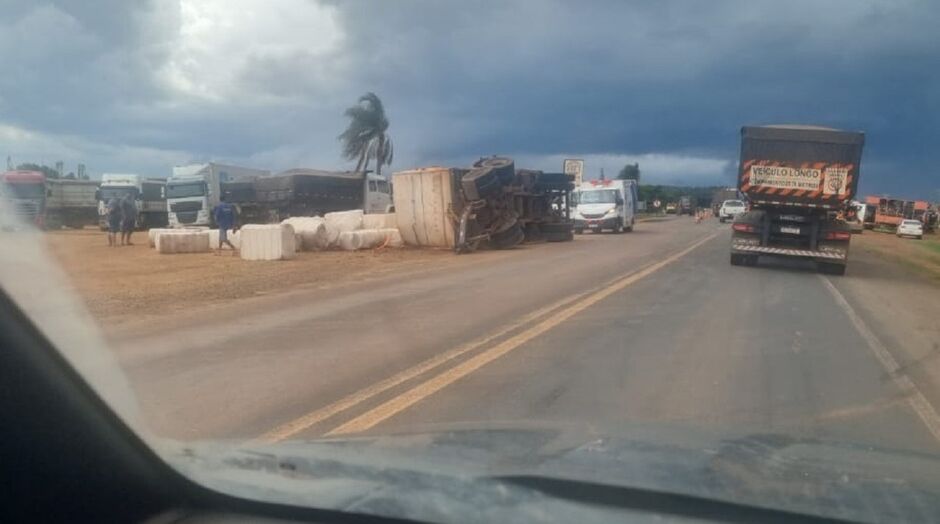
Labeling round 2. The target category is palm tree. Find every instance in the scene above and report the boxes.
[338,92,394,176]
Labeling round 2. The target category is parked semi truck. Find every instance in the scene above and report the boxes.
[1,171,98,229]
[730,125,864,275]
[166,163,270,227]
[97,174,168,230]
[45,179,99,229]
[1,170,46,228]
[572,179,637,234]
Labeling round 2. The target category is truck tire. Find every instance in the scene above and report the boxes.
[818,262,846,276]
[540,222,574,242]
[461,167,503,201]
[472,157,515,186]
[489,223,525,249]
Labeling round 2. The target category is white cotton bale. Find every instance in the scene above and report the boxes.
[281,217,329,251]
[240,223,296,261]
[156,230,210,254]
[338,228,404,251]
[324,209,364,246]
[148,228,177,248]
[362,213,397,230]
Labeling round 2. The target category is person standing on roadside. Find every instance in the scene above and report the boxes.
[212,195,238,255]
[106,196,122,247]
[120,194,138,246]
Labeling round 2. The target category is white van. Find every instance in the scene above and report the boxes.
[572,179,637,233]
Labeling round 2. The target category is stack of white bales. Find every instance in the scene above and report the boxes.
[281,217,329,251]
[332,211,402,251]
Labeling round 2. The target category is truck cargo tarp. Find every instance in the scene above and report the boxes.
[739,125,864,208]
[252,169,366,215]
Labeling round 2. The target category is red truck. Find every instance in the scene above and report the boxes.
[730,125,865,275]
[1,170,47,228]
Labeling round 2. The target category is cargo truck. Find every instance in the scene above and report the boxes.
[239,169,392,223]
[730,125,865,275]
[1,170,46,228]
[678,196,694,215]
[97,174,168,230]
[45,179,99,229]
[166,163,270,227]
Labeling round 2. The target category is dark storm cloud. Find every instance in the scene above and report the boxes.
[0,0,937,197]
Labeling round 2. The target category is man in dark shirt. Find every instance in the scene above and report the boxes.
[106,197,122,247]
[120,194,138,246]
[213,196,238,255]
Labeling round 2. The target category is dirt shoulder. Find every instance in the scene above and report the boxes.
[43,228,463,325]
[837,230,940,413]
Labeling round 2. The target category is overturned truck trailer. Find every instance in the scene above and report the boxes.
[393,157,574,254]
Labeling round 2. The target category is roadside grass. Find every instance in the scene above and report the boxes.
[858,232,940,283]
[918,237,940,256]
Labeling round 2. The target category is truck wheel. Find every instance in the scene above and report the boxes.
[489,223,525,249]
[472,156,515,186]
[461,167,503,201]
[818,262,847,275]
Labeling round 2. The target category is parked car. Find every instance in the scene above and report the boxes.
[718,199,747,223]
[896,219,924,239]
[665,203,677,214]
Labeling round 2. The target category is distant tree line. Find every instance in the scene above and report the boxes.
[638,185,725,207]
[14,162,89,180]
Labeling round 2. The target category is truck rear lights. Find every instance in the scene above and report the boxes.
[823,230,851,241]
[732,223,757,233]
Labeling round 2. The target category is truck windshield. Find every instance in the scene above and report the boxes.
[166,182,206,199]
[2,183,45,199]
[579,190,618,204]
[99,187,138,201]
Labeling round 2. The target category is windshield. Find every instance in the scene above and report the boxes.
[166,182,206,199]
[99,187,138,201]
[1,3,939,524]
[2,182,45,199]
[579,189,618,204]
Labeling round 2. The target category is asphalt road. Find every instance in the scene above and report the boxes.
[111,216,940,454]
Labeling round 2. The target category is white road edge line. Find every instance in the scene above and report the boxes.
[820,275,940,444]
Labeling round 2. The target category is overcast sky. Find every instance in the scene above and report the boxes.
[1,0,937,198]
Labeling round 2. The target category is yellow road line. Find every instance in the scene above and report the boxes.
[820,276,940,444]
[326,232,719,436]
[257,285,595,443]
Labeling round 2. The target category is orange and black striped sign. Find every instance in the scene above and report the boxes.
[740,160,855,202]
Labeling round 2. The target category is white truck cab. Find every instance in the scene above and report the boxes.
[572,179,637,234]
[166,163,270,227]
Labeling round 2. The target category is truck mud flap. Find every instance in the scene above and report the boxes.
[540,221,574,242]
